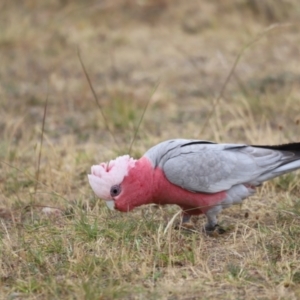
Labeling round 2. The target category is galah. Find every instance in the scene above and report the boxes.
[88,139,300,232]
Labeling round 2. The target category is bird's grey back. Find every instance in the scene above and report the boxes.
[144,139,300,193]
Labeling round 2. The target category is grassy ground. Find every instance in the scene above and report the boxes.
[1,0,300,299]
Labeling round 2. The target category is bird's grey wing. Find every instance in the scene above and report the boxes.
[161,142,295,193]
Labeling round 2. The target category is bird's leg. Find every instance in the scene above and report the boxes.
[178,212,196,230]
[204,206,226,234]
[182,213,192,224]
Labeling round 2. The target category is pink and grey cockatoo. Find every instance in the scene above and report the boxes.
[88,139,300,232]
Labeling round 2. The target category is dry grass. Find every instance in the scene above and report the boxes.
[1,0,300,299]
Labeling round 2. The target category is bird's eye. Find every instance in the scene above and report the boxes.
[110,185,121,197]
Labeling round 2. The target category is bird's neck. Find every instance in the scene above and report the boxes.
[114,157,155,211]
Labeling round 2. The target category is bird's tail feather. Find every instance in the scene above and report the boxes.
[250,142,300,182]
[252,142,300,153]
[256,153,300,182]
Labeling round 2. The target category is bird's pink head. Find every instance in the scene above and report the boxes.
[88,155,136,200]
[88,155,154,211]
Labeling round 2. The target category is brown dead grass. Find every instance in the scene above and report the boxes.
[0,0,300,299]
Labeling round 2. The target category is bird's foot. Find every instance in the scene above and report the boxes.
[174,220,198,232]
[204,224,226,235]
[181,221,197,231]
[174,214,198,232]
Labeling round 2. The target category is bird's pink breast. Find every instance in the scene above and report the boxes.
[115,156,227,215]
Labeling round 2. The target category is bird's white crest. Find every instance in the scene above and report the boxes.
[88,155,136,200]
